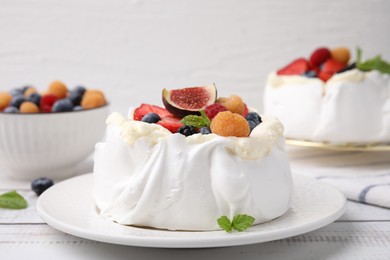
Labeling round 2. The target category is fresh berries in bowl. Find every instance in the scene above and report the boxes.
[133,85,262,138]
[0,81,109,180]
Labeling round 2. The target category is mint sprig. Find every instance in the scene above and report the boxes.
[180,110,210,128]
[217,214,255,233]
[0,191,28,209]
[356,47,390,74]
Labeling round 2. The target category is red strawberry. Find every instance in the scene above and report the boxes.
[319,59,345,82]
[40,94,58,112]
[157,115,184,133]
[133,103,172,121]
[310,47,331,67]
[277,58,310,76]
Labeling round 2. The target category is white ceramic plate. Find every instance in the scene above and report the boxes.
[37,173,346,248]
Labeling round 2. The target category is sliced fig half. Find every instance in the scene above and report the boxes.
[162,84,217,118]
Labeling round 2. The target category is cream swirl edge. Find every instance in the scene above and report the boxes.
[266,68,370,88]
[105,112,284,160]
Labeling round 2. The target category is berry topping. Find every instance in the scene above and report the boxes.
[133,104,173,121]
[142,112,161,123]
[277,58,310,76]
[0,92,12,111]
[302,70,317,78]
[10,96,25,109]
[73,86,86,95]
[157,116,184,133]
[248,120,258,132]
[245,112,262,125]
[199,126,211,134]
[48,80,68,99]
[81,90,106,109]
[318,59,345,82]
[309,47,331,67]
[162,84,217,118]
[68,91,83,106]
[52,99,74,112]
[40,94,58,112]
[27,93,41,106]
[242,103,249,117]
[73,106,83,111]
[31,177,54,196]
[216,95,245,115]
[204,103,227,120]
[23,87,37,97]
[210,111,250,137]
[337,62,356,74]
[10,88,24,97]
[330,47,351,65]
[20,101,39,113]
[4,106,19,113]
[178,125,197,136]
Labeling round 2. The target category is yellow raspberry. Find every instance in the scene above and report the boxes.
[216,95,245,115]
[0,92,12,111]
[81,89,106,109]
[210,111,250,137]
[48,80,68,99]
[20,101,39,113]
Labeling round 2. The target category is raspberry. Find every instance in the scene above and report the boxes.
[20,101,39,113]
[210,111,250,137]
[40,94,58,112]
[216,95,245,115]
[204,103,227,120]
[310,47,331,67]
[48,80,68,99]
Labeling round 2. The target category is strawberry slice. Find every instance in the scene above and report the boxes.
[318,59,345,82]
[242,103,249,117]
[133,103,172,121]
[309,47,331,67]
[277,58,310,76]
[157,115,184,133]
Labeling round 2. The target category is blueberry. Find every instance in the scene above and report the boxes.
[303,70,317,78]
[178,125,196,136]
[73,105,83,111]
[337,62,356,74]
[3,106,19,113]
[142,112,161,123]
[245,112,262,125]
[73,86,86,95]
[31,177,54,196]
[10,96,25,108]
[10,88,23,97]
[68,91,83,106]
[27,93,41,106]
[199,126,211,134]
[21,85,31,93]
[248,120,258,132]
[51,99,74,112]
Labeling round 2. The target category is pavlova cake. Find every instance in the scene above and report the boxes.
[93,85,293,231]
[264,47,390,144]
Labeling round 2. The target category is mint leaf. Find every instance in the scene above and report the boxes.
[217,216,232,232]
[180,110,210,128]
[232,214,255,232]
[0,191,28,209]
[356,48,390,74]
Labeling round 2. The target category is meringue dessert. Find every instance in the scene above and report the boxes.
[93,86,293,231]
[263,47,390,144]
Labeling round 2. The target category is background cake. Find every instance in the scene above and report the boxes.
[263,47,390,144]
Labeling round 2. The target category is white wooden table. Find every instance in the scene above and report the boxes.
[2,148,390,260]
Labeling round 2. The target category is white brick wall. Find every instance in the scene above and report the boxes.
[0,0,389,113]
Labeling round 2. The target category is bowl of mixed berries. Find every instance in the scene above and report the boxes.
[0,80,109,180]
